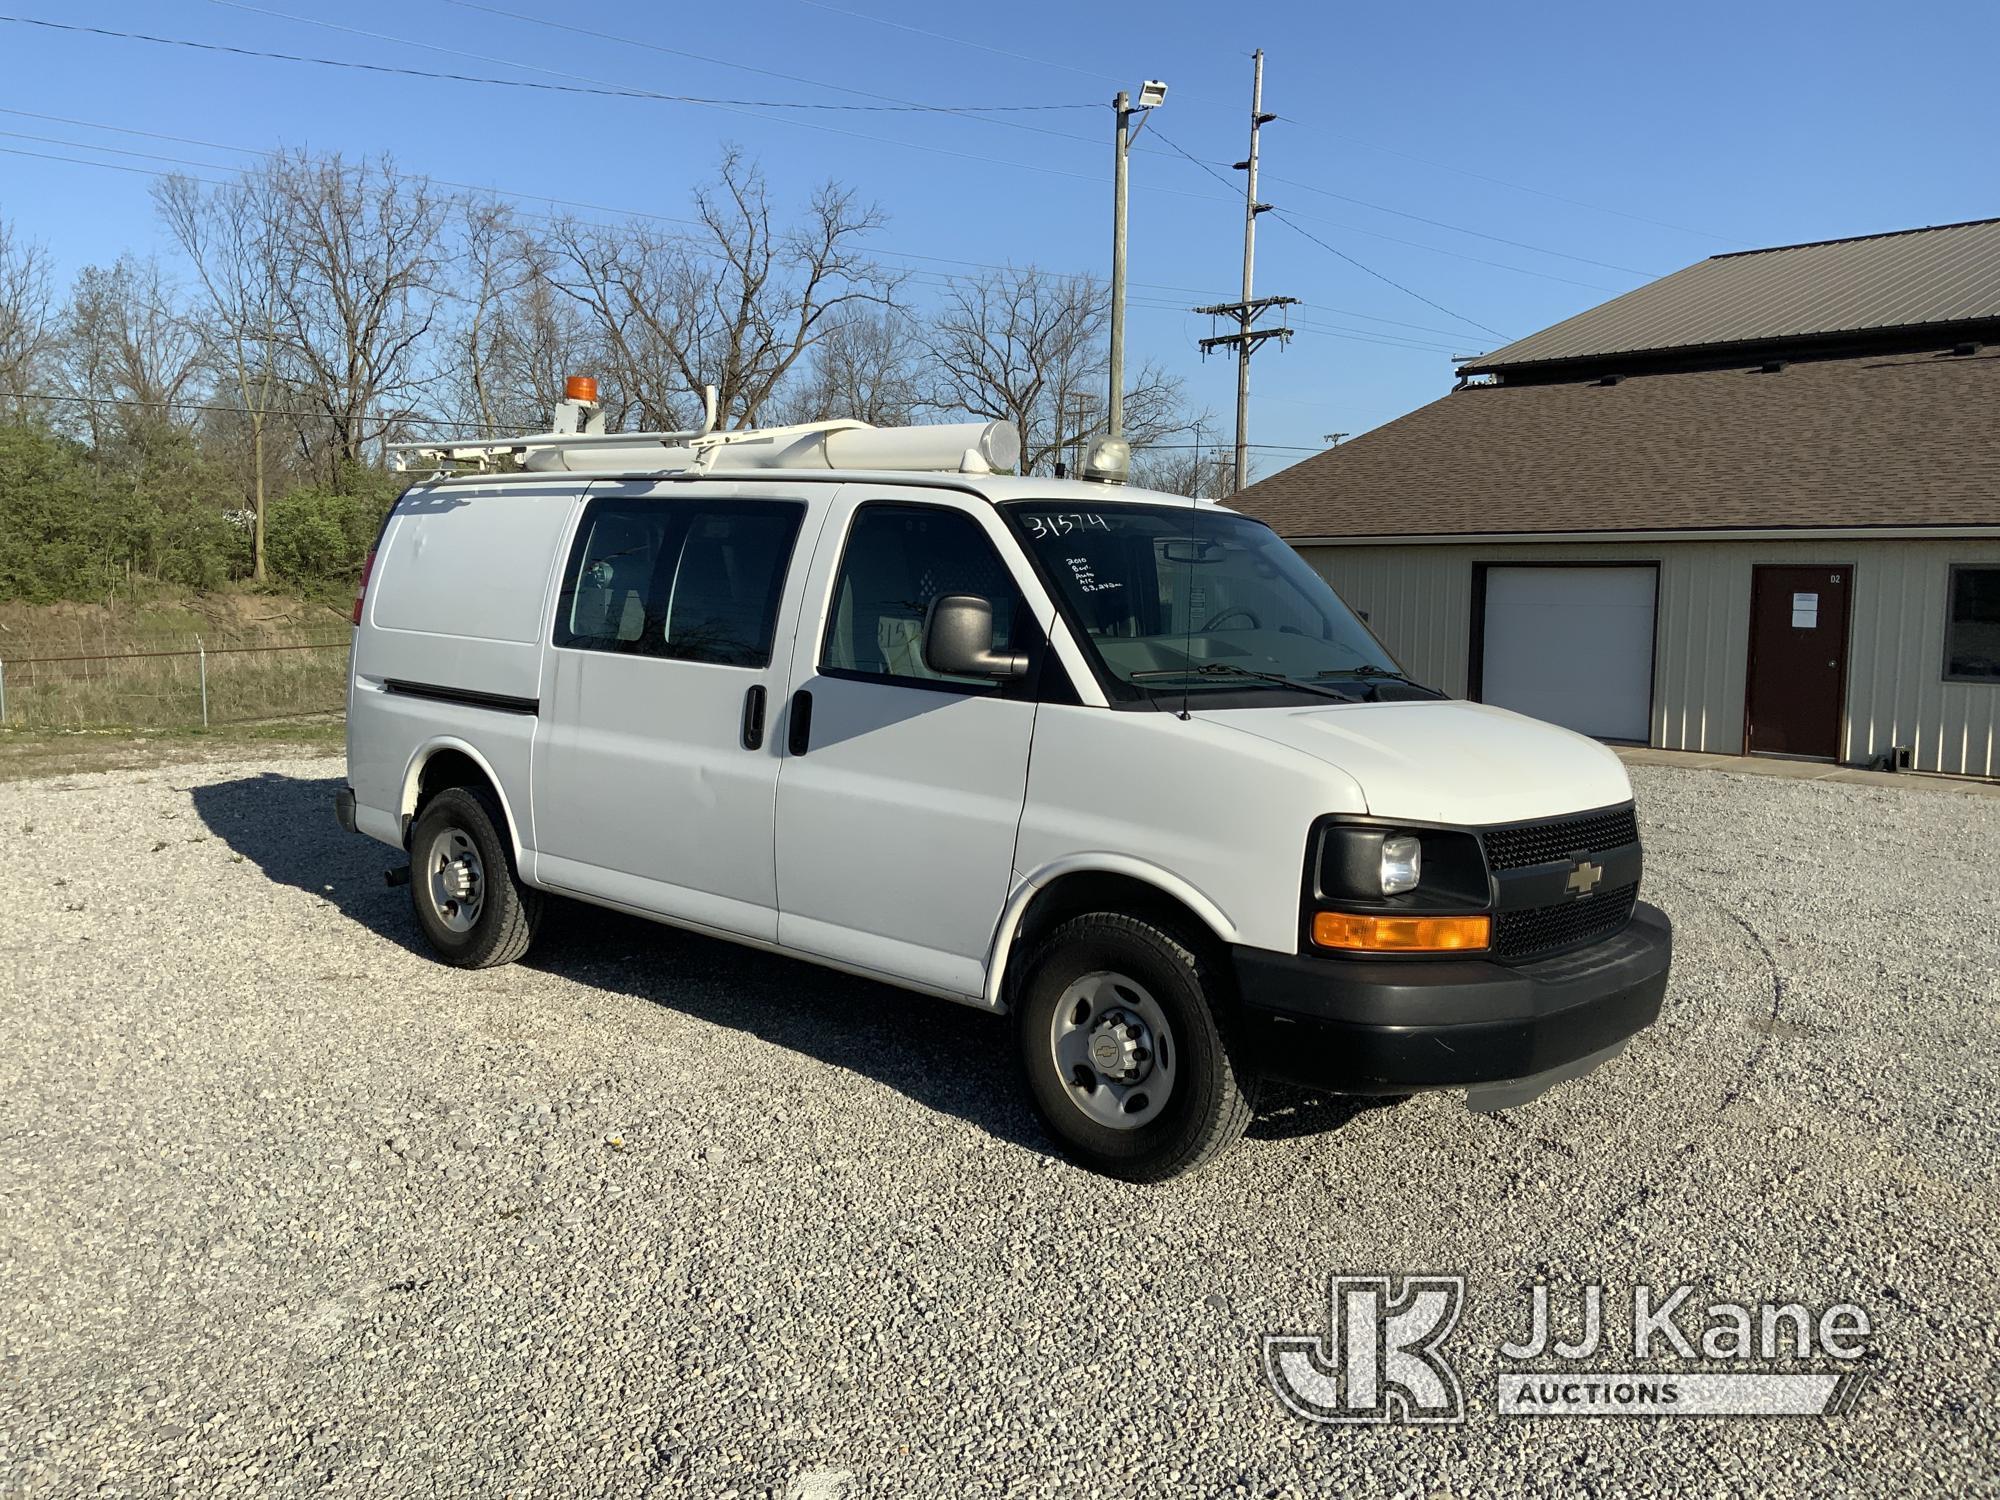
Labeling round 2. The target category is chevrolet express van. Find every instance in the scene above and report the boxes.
[338,406,1671,1180]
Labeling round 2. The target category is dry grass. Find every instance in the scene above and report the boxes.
[0,594,352,731]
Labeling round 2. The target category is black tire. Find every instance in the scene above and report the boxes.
[408,785,541,968]
[1015,913,1254,1181]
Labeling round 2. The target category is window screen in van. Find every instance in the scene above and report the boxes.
[553,498,804,668]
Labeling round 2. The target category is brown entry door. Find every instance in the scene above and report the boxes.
[1746,564,1851,758]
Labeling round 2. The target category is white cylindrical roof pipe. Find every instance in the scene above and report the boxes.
[702,420,1021,475]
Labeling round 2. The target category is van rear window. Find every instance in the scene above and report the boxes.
[553,498,805,668]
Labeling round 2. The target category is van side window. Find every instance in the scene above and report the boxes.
[553,498,804,668]
[821,504,1028,687]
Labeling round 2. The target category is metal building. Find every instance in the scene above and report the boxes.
[1236,218,2000,778]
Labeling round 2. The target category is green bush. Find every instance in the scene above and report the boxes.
[0,422,406,601]
[0,425,115,601]
[265,471,398,591]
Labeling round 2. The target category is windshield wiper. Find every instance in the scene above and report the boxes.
[1313,665,1446,699]
[1129,662,1360,702]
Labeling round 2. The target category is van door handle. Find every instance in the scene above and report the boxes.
[787,689,813,756]
[740,685,766,750]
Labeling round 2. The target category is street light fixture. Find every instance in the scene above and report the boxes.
[1109,78,1167,442]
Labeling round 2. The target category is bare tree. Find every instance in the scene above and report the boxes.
[60,256,206,448]
[771,307,922,427]
[538,214,699,429]
[447,198,545,433]
[0,216,56,422]
[921,265,1190,475]
[684,150,902,426]
[262,151,453,472]
[542,148,901,430]
[156,170,288,580]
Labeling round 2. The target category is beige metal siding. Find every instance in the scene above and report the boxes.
[1300,537,2000,778]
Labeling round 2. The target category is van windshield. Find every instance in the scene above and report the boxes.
[1003,501,1432,705]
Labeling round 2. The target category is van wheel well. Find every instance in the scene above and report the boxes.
[409,750,498,841]
[1003,872,1224,1007]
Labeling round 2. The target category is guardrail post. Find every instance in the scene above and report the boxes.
[197,636,209,728]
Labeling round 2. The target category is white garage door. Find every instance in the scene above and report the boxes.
[1480,565,1656,741]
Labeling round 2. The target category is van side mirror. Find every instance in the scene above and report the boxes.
[923,594,1029,680]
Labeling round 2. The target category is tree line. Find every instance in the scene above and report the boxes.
[0,147,1229,604]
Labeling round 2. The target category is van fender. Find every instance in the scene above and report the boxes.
[982,853,1241,1011]
[398,736,528,865]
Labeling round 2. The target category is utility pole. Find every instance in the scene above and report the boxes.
[1194,48,1294,493]
[1109,79,1168,439]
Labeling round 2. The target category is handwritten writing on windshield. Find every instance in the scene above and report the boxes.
[1024,512,1111,540]
[1066,554,1122,593]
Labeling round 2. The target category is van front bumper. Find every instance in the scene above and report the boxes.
[1231,902,1671,1107]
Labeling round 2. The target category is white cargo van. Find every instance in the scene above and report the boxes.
[339,400,1671,1180]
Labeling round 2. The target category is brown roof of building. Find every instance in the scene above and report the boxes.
[1236,347,2000,539]
[1463,217,2000,374]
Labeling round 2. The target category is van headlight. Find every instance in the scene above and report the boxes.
[1379,834,1422,895]
[1315,824,1483,905]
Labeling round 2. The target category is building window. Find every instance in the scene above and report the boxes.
[1944,565,2000,683]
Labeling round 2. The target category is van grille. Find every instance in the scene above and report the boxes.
[1494,882,1639,959]
[1481,805,1638,871]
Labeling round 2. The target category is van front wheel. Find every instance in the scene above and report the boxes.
[408,786,541,968]
[1015,914,1253,1181]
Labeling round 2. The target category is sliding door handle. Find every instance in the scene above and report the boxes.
[787,689,814,756]
[740,684,767,750]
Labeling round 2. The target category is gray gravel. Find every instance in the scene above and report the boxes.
[2,755,1996,1497]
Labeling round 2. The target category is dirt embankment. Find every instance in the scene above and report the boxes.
[0,591,353,656]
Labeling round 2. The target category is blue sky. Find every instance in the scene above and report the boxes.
[1,0,1994,479]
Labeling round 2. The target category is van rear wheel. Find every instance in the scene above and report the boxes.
[1015,914,1253,1181]
[408,786,541,968]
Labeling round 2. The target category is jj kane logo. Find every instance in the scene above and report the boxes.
[1264,1276,1873,1424]
[1263,1275,1466,1425]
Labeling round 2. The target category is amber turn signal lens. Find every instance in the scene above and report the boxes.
[1312,911,1491,953]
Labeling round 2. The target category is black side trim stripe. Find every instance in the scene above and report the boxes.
[384,679,539,716]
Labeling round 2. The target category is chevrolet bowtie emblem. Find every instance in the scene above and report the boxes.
[1566,859,1604,897]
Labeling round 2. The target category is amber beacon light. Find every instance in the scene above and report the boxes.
[564,374,599,404]
[1312,912,1492,953]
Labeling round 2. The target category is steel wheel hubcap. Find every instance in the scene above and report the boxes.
[424,828,485,933]
[1050,970,1177,1130]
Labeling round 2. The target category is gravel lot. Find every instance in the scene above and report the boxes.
[3,754,1996,1497]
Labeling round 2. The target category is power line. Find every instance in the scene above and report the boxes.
[11,104,1507,353]
[0,105,1268,308]
[1271,211,1509,342]
[419,2,1661,286]
[1,140,1438,362]
[1264,174,1659,277]
[1270,116,1749,246]
[0,14,1090,115]
[430,0,1101,137]
[447,0,1664,284]
[1150,126,1509,341]
[788,0,1743,244]
[5,9,1231,201]
[11,13,1664,290]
